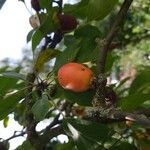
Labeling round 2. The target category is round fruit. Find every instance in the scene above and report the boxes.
[57,14,78,32]
[57,63,94,92]
[31,0,41,12]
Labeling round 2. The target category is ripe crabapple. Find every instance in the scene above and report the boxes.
[57,63,94,92]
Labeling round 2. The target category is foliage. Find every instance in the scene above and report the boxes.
[0,0,150,150]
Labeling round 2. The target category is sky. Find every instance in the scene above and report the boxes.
[0,0,32,60]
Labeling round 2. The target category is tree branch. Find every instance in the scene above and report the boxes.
[25,73,44,149]
[5,131,26,142]
[82,108,150,127]
[93,0,133,108]
[97,0,133,74]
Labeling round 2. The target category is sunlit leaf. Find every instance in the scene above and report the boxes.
[3,116,9,128]
[34,48,60,72]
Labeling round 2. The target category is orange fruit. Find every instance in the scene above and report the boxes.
[57,63,94,92]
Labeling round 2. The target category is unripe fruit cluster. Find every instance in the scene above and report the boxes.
[57,63,94,92]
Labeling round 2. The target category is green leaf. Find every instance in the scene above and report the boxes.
[118,93,150,111]
[64,0,118,21]
[32,95,52,121]
[87,0,118,21]
[1,72,26,81]
[64,35,78,48]
[27,29,35,43]
[129,68,150,94]
[64,0,90,19]
[39,0,52,12]
[16,140,35,150]
[76,39,98,63]
[74,24,101,38]
[0,75,21,98]
[63,118,110,149]
[34,48,60,72]
[73,25,102,63]
[3,116,9,128]
[55,141,76,150]
[0,91,25,120]
[55,86,93,106]
[32,29,43,53]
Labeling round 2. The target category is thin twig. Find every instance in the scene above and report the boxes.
[5,131,26,142]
